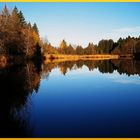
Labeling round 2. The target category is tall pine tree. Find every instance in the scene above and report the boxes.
[18,11,26,26]
[32,23,39,35]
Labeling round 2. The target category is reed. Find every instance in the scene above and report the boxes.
[44,54,119,62]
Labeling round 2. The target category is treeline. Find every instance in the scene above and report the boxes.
[43,36,140,56]
[0,5,41,58]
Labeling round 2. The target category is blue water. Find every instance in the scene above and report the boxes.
[26,66,140,137]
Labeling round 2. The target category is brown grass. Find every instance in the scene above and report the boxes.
[43,54,119,63]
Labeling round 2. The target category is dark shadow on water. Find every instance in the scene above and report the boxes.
[0,61,42,137]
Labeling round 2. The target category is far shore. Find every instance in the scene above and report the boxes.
[43,54,134,62]
[44,54,119,60]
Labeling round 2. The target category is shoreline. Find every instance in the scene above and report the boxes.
[43,54,135,61]
[44,54,119,61]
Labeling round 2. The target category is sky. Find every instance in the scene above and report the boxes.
[0,2,140,47]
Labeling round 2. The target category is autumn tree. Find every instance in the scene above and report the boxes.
[76,46,84,55]
[59,40,68,54]
[84,43,96,55]
[9,6,24,55]
[135,40,140,53]
[0,5,11,54]
[97,39,114,54]
[32,23,39,35]
[18,10,26,26]
[42,42,58,54]
[0,5,42,58]
[111,37,138,55]
[66,44,75,54]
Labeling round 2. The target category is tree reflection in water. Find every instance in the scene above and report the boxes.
[43,59,140,76]
[0,61,42,137]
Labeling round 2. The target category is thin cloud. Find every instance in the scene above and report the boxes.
[113,26,140,33]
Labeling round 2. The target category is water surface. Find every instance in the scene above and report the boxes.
[0,60,140,137]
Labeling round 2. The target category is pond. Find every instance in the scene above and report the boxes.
[0,59,140,137]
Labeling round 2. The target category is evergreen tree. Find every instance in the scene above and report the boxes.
[18,11,26,26]
[84,43,96,54]
[76,46,84,55]
[11,6,21,28]
[2,5,10,19]
[0,5,11,54]
[32,23,39,35]
[66,44,75,54]
[27,22,32,29]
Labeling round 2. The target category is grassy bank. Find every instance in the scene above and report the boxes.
[43,54,119,62]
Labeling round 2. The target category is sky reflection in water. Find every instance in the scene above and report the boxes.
[29,62,140,137]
